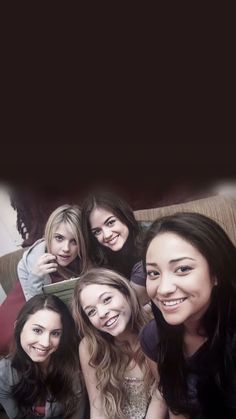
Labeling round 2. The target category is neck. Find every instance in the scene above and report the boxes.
[114,328,137,347]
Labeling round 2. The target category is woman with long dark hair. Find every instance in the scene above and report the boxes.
[0,294,87,418]
[140,212,236,418]
[81,190,149,305]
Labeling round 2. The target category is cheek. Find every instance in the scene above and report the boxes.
[96,235,103,243]
[50,241,57,252]
[146,280,157,298]
[71,245,79,257]
[52,338,61,348]
[123,226,129,240]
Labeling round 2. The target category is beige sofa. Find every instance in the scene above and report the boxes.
[0,194,235,299]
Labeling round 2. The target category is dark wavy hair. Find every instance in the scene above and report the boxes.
[81,189,142,278]
[143,212,236,417]
[11,294,81,418]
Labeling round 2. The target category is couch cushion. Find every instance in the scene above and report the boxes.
[0,248,25,295]
[134,195,236,246]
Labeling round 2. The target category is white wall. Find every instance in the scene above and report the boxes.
[0,185,23,256]
[0,184,23,303]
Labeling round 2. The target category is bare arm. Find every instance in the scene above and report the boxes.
[79,338,106,419]
[145,388,168,419]
[145,356,168,419]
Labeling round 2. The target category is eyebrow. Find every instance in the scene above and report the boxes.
[91,216,115,231]
[146,257,195,267]
[83,291,111,310]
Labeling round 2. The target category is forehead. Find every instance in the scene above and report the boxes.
[24,309,62,329]
[80,284,119,306]
[89,207,116,224]
[146,232,202,260]
[53,221,74,236]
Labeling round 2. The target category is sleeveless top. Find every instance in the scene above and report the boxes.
[121,376,150,419]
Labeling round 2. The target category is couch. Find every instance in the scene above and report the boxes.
[0,194,236,300]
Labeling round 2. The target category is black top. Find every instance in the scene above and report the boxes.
[140,320,236,418]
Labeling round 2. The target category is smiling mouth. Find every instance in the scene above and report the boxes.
[161,298,187,307]
[104,315,119,327]
[33,346,49,354]
[106,235,119,244]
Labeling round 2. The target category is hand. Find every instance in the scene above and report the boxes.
[31,253,58,277]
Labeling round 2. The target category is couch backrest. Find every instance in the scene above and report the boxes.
[0,248,25,296]
[134,195,236,246]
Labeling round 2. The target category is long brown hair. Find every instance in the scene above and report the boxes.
[11,294,82,418]
[72,267,153,418]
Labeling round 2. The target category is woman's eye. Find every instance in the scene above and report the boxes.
[54,235,63,241]
[104,296,112,304]
[176,265,192,274]
[70,239,77,246]
[92,229,101,237]
[107,219,116,227]
[52,330,62,337]
[87,309,96,317]
[33,328,42,334]
[147,270,160,278]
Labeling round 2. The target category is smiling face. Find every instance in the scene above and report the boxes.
[20,309,62,367]
[80,283,132,338]
[146,232,215,331]
[50,222,79,266]
[89,207,129,252]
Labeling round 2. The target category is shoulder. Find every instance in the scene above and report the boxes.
[139,319,159,362]
[18,238,46,265]
[0,357,18,389]
[79,337,90,359]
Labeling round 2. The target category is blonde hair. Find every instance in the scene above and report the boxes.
[44,204,88,275]
[72,267,153,418]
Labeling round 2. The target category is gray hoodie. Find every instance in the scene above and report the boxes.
[17,239,52,301]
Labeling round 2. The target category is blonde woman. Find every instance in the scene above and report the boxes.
[72,268,162,419]
[18,204,88,301]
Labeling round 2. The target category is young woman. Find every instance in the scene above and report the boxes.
[140,212,236,418]
[0,294,87,418]
[72,267,159,419]
[18,204,88,300]
[81,190,149,305]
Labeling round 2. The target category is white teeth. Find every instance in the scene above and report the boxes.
[162,298,185,306]
[105,315,118,327]
[34,347,47,353]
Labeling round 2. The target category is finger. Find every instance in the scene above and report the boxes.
[45,262,58,270]
[44,254,57,263]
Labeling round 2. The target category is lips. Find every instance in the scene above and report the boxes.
[104,315,119,327]
[105,235,119,244]
[32,346,49,355]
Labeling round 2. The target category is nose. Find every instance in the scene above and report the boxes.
[39,332,50,347]
[103,227,112,240]
[97,305,109,318]
[157,274,176,296]
[62,240,70,252]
